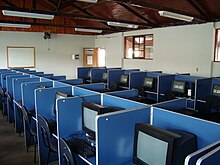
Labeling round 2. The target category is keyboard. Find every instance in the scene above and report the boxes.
[68,138,96,158]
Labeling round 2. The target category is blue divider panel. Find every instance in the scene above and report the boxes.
[53,81,71,87]
[196,78,212,101]
[185,140,220,165]
[157,75,175,101]
[13,77,40,133]
[59,79,83,85]
[124,69,140,74]
[196,146,220,165]
[175,75,205,83]
[6,75,29,95]
[78,67,92,78]
[153,107,220,149]
[154,98,187,111]
[40,77,51,82]
[50,75,66,80]
[3,73,22,90]
[35,86,72,119]
[107,89,138,98]
[97,107,150,165]
[29,72,44,75]
[77,83,106,90]
[91,68,107,82]
[129,71,147,88]
[108,69,124,86]
[57,97,84,138]
[22,81,53,111]
[0,71,14,86]
[74,86,99,96]
[103,94,148,109]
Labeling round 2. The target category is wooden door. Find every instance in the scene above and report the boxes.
[83,48,98,67]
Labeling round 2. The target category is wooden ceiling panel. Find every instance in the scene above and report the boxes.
[0,0,219,34]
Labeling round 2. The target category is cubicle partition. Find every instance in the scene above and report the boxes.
[77,83,107,92]
[12,77,40,133]
[35,85,101,164]
[49,75,66,81]
[152,106,220,149]
[59,79,83,85]
[196,78,219,113]
[56,93,150,165]
[6,74,30,123]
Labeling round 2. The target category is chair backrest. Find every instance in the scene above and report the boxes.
[60,138,76,165]
[21,106,30,127]
[135,86,145,97]
[38,115,52,149]
[5,91,13,104]
[164,90,175,101]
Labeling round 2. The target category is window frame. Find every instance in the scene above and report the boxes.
[124,34,154,60]
[214,29,220,62]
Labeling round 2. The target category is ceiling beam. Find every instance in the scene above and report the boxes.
[113,0,207,22]
[44,0,57,8]
[1,0,18,8]
[70,3,117,30]
[185,0,212,21]
[117,2,156,27]
[0,6,149,26]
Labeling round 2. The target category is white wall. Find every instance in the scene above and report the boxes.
[0,31,95,78]
[95,33,123,68]
[95,23,216,77]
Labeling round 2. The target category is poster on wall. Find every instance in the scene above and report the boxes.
[87,56,93,65]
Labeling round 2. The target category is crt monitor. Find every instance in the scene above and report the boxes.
[212,84,220,97]
[133,123,197,165]
[143,77,154,89]
[171,80,186,94]
[82,102,124,140]
[102,72,108,82]
[120,74,129,86]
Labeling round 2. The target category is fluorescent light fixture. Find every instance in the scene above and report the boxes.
[76,0,97,3]
[75,28,102,33]
[2,10,54,20]
[107,21,138,29]
[0,23,31,28]
[158,11,193,22]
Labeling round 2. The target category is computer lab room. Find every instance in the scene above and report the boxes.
[1,0,220,165]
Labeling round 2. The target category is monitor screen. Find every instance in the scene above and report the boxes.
[171,80,186,94]
[102,72,108,81]
[82,102,124,140]
[133,123,178,165]
[143,77,154,89]
[212,84,220,97]
[120,74,129,85]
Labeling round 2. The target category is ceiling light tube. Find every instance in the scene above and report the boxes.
[75,28,102,33]
[2,10,54,20]
[0,23,31,28]
[107,21,138,29]
[76,0,97,3]
[158,11,194,22]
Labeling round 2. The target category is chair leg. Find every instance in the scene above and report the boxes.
[34,136,37,163]
[47,150,50,165]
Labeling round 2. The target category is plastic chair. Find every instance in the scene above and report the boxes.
[38,115,57,165]
[21,106,37,162]
[164,90,175,101]
[59,138,76,165]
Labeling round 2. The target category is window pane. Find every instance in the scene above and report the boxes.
[125,37,133,59]
[215,30,220,62]
[145,34,153,59]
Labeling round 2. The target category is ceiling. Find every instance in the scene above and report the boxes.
[0,0,220,35]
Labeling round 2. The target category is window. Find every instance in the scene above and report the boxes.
[215,29,220,62]
[124,34,153,59]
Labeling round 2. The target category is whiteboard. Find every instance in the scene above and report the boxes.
[7,46,35,68]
